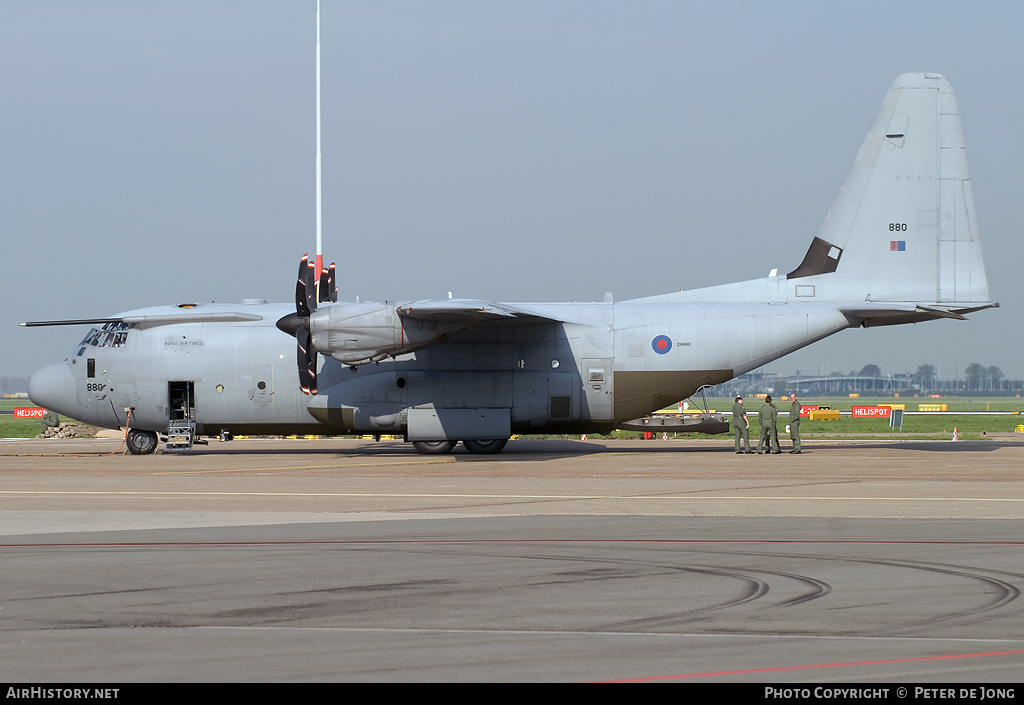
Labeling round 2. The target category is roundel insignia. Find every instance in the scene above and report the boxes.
[651,335,672,354]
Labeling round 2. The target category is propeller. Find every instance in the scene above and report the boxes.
[297,254,316,318]
[296,255,317,395]
[319,262,337,304]
[274,254,317,395]
[276,254,338,395]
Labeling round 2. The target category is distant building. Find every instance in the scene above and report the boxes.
[784,374,913,395]
[704,371,914,398]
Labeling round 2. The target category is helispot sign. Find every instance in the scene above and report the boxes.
[852,405,892,418]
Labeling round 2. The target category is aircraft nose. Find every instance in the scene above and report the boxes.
[28,362,77,415]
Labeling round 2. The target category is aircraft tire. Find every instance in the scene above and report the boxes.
[126,429,159,455]
[462,438,508,455]
[411,440,457,455]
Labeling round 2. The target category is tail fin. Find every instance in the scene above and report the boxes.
[789,73,994,314]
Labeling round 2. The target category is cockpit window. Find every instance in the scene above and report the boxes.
[78,321,132,351]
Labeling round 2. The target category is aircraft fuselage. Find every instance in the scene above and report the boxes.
[29,296,852,443]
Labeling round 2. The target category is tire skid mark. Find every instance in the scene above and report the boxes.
[850,559,1022,637]
[400,543,1020,636]
[5,538,1022,640]
[419,546,832,632]
[701,546,1024,637]
[589,566,770,633]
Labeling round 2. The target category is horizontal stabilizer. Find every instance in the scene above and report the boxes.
[841,302,999,327]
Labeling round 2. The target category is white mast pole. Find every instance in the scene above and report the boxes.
[315,0,323,280]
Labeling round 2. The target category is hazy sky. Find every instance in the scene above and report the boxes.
[3,1,1022,383]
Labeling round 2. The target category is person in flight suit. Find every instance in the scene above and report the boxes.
[757,395,781,454]
[788,392,802,454]
[732,395,751,454]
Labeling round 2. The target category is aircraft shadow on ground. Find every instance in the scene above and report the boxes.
[164,438,1015,458]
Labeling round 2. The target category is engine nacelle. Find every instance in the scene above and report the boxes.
[310,303,458,365]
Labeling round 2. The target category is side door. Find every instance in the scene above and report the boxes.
[581,358,613,420]
[250,362,274,404]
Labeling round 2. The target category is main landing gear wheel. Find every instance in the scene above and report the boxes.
[126,429,159,455]
[462,438,508,455]
[411,440,457,455]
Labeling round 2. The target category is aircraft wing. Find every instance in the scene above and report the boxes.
[396,299,555,325]
[21,312,264,329]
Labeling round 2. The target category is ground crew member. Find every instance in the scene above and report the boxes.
[732,395,751,454]
[788,392,802,454]
[757,395,780,454]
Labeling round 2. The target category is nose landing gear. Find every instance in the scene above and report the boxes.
[126,428,158,455]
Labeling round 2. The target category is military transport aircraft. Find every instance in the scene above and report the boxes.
[25,73,996,455]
